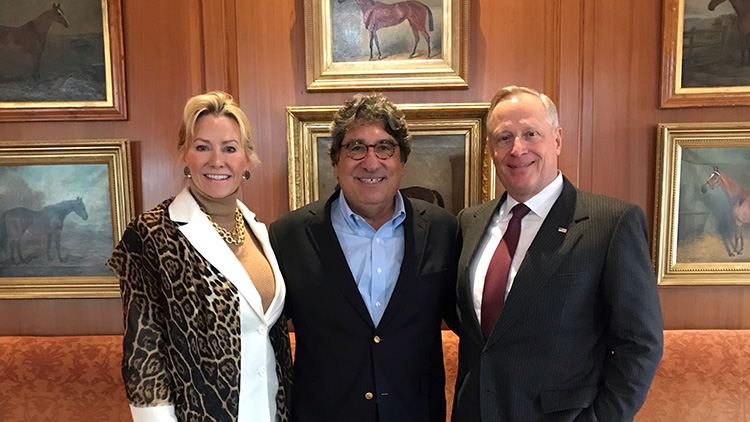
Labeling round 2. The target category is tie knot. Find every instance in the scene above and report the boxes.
[511,203,530,219]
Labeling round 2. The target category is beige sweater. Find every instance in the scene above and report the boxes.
[190,185,276,312]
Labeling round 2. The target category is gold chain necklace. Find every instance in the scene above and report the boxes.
[201,207,246,246]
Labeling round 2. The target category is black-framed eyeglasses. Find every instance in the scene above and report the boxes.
[341,141,398,160]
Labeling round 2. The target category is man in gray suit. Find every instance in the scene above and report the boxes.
[452,86,663,422]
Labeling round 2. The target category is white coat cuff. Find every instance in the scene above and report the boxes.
[129,404,178,422]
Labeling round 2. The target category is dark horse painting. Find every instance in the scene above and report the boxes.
[338,0,434,60]
[0,197,88,265]
[709,0,750,65]
[0,3,70,81]
[400,185,445,208]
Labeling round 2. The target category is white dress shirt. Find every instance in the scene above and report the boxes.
[470,172,564,323]
[331,192,406,326]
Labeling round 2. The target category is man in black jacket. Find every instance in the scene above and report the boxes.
[270,93,459,422]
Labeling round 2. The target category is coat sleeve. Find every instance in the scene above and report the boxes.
[442,214,462,335]
[107,223,175,410]
[268,221,295,321]
[588,204,664,421]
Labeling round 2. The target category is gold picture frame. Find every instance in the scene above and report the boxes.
[304,0,469,90]
[0,0,127,121]
[661,0,750,107]
[286,103,494,213]
[0,139,134,298]
[654,123,750,284]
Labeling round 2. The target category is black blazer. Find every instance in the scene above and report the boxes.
[269,191,460,422]
[452,177,663,422]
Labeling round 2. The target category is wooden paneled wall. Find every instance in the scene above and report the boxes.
[1,0,749,335]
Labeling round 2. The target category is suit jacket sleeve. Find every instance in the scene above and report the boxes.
[268,222,293,321]
[442,217,462,335]
[587,204,663,421]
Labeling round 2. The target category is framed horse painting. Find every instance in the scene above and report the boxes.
[0,0,126,121]
[0,139,134,298]
[286,103,494,214]
[653,123,750,284]
[304,0,469,90]
[661,0,750,107]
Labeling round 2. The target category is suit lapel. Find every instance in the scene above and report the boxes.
[458,196,504,344]
[377,198,428,329]
[305,192,374,327]
[486,178,587,346]
[169,188,266,322]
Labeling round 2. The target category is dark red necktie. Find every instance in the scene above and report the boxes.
[481,203,530,338]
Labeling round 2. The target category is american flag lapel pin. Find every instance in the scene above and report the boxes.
[558,227,568,233]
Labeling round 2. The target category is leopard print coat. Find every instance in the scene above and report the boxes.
[107,197,292,421]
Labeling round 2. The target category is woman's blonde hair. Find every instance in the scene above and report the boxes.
[177,91,260,167]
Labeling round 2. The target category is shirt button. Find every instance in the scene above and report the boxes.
[258,368,266,377]
[376,238,380,243]
[257,327,266,335]
[376,301,381,307]
[377,268,382,274]
[365,392,374,400]
[373,336,381,343]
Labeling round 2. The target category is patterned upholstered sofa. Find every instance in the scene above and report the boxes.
[0,330,747,422]
[0,335,132,421]
[635,330,750,421]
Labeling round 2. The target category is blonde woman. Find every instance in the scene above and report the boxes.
[108,91,291,422]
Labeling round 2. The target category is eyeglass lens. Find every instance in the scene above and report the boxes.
[344,141,396,160]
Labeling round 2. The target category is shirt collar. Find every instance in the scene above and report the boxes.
[334,190,406,232]
[498,172,564,221]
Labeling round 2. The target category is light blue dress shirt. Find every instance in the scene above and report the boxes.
[331,192,406,326]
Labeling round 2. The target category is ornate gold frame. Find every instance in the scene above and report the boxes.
[661,0,750,107]
[0,0,127,121]
[286,103,494,211]
[304,0,469,90]
[0,139,134,298]
[654,123,750,284]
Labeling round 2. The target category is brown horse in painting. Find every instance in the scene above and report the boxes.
[339,0,434,60]
[400,186,445,208]
[709,0,750,65]
[0,197,88,265]
[701,168,750,256]
[0,3,70,81]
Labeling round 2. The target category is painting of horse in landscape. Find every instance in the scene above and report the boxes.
[678,0,750,88]
[0,0,110,103]
[338,0,434,60]
[0,3,69,81]
[333,0,441,61]
[701,167,750,256]
[0,197,88,265]
[0,161,116,280]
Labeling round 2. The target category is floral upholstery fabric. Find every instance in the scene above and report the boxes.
[3,330,745,422]
[441,330,460,421]
[636,330,750,422]
[0,335,131,422]
[0,333,458,422]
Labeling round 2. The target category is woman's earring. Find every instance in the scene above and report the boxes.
[184,166,191,178]
[242,170,251,180]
